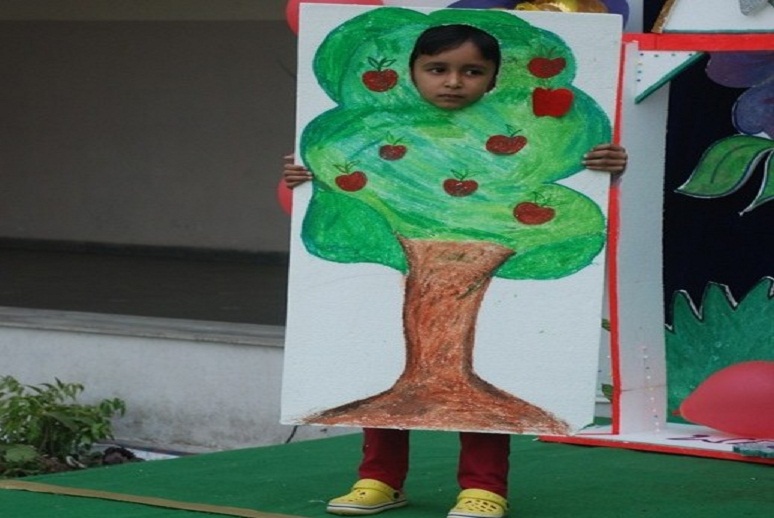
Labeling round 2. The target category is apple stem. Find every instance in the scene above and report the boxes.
[532,191,552,205]
[334,160,358,174]
[505,125,522,137]
[368,56,396,71]
[385,132,403,145]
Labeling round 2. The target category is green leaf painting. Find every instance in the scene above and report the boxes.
[301,7,611,280]
[677,135,774,213]
[666,277,774,423]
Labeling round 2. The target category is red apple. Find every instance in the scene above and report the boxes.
[528,57,566,78]
[443,178,478,197]
[486,134,527,155]
[532,87,574,118]
[514,202,555,225]
[362,57,398,92]
[379,144,407,160]
[335,171,367,192]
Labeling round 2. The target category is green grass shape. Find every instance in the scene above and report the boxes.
[666,276,774,423]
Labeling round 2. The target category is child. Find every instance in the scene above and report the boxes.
[284,24,627,518]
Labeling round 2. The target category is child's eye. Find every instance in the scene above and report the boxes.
[464,69,485,76]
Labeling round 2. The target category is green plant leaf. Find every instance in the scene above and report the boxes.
[677,135,774,197]
[3,444,38,464]
[43,410,80,432]
[0,376,126,465]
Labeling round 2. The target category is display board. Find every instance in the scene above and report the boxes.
[281,5,622,435]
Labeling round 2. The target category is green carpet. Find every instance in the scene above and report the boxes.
[1,431,772,517]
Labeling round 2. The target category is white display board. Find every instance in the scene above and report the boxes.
[282,5,622,435]
[550,0,774,464]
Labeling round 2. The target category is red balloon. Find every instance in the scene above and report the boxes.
[680,361,774,438]
[285,0,384,35]
[277,178,293,215]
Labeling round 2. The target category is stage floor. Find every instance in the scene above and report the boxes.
[1,430,772,517]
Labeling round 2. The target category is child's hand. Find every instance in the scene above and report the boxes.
[283,153,313,188]
[583,143,628,174]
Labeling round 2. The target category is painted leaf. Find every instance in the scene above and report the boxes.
[677,135,774,197]
[666,277,774,421]
[743,153,774,212]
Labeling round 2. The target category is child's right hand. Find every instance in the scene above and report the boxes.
[283,153,313,188]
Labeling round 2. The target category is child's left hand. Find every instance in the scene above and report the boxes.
[583,143,628,174]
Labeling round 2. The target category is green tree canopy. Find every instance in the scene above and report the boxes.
[301,7,611,279]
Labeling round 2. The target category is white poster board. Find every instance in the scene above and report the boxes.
[282,5,622,435]
[551,0,774,463]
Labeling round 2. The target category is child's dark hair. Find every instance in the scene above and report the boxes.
[409,24,501,77]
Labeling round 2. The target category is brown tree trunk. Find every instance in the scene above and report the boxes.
[307,238,570,435]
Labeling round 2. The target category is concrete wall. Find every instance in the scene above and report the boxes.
[0,307,355,452]
[0,1,335,452]
[0,1,295,253]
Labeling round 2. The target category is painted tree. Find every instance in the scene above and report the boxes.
[299,8,612,433]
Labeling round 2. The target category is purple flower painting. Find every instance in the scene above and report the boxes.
[706,51,774,138]
[676,52,774,214]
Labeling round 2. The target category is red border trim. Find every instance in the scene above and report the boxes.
[622,33,774,52]
[603,32,770,440]
[540,435,774,465]
[604,41,630,434]
[606,173,622,432]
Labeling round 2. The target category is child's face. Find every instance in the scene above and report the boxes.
[411,41,497,111]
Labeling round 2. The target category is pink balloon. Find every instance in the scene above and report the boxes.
[285,0,384,35]
[277,178,293,215]
[680,361,774,438]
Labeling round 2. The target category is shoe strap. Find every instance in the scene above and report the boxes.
[352,479,401,498]
[457,489,508,510]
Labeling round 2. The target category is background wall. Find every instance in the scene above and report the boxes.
[0,0,295,253]
[0,0,645,255]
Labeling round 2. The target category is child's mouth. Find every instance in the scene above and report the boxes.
[438,94,465,102]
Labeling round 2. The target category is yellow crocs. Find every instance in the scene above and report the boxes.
[326,478,407,515]
[447,489,508,518]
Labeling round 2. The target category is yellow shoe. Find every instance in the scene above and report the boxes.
[447,489,508,518]
[326,478,407,515]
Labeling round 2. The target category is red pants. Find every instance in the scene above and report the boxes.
[358,428,510,497]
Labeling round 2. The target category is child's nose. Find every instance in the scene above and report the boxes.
[445,73,462,88]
